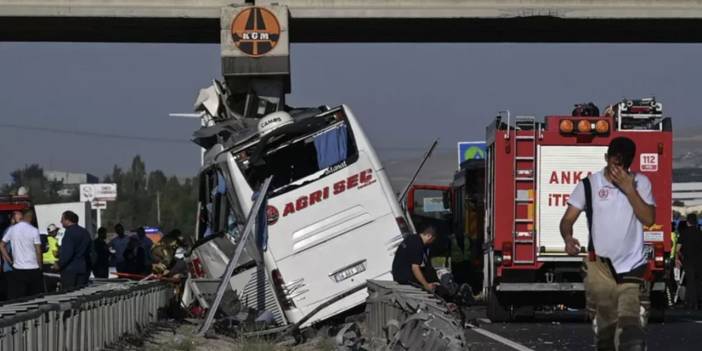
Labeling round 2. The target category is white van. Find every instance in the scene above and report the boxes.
[189,105,409,326]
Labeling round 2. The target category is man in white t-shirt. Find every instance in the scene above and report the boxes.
[0,209,44,299]
[560,137,655,351]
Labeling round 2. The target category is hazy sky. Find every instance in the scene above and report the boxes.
[1,43,701,184]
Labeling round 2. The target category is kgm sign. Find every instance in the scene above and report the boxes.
[231,7,281,57]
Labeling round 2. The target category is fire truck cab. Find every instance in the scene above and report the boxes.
[406,160,487,292]
[484,99,672,321]
[0,193,33,235]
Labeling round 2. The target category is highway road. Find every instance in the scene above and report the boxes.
[462,307,702,351]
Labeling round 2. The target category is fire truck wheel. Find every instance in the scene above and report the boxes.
[487,290,511,322]
[516,305,535,320]
[645,290,666,324]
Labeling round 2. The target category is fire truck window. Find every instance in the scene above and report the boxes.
[413,189,450,220]
[462,166,486,264]
[411,189,452,247]
[452,189,465,239]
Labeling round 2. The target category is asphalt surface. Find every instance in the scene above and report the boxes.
[462,307,702,351]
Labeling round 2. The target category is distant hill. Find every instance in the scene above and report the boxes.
[383,152,458,192]
[674,168,702,183]
[674,131,702,169]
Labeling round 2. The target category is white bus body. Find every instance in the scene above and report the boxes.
[191,105,407,326]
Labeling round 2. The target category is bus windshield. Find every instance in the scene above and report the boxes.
[235,113,359,196]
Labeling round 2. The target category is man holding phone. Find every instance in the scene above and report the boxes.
[560,137,655,351]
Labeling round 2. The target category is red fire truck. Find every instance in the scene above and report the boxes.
[483,99,672,321]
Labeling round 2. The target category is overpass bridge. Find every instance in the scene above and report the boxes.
[3,0,702,42]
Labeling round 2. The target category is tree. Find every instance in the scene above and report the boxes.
[1,157,198,236]
[1,164,64,204]
[101,156,197,236]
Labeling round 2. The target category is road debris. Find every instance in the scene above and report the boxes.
[365,280,466,350]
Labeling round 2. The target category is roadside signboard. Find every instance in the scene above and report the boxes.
[90,200,107,210]
[457,141,486,167]
[80,183,117,203]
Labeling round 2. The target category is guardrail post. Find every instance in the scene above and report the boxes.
[71,308,79,351]
[47,310,55,351]
[0,325,9,351]
[14,322,23,351]
[86,303,93,351]
[107,298,114,345]
[57,310,64,351]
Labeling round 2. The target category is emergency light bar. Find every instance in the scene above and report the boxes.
[0,195,31,203]
[559,118,610,135]
[615,98,665,131]
[618,98,662,118]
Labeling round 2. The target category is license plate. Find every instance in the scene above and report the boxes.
[644,231,664,242]
[330,260,367,283]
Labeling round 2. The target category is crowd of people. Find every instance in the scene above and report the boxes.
[0,209,188,301]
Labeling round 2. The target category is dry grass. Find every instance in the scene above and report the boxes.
[150,335,199,351]
[136,321,337,351]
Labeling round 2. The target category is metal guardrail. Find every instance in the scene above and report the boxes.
[0,280,173,351]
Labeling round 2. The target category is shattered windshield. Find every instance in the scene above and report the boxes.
[235,112,359,196]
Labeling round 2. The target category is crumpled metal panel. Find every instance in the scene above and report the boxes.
[365,280,467,351]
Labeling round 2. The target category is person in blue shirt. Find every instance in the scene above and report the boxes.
[1,211,22,274]
[55,211,91,290]
[92,227,110,279]
[109,224,129,273]
[136,227,153,273]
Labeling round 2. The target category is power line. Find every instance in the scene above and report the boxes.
[0,122,191,144]
[374,146,454,152]
[0,122,458,150]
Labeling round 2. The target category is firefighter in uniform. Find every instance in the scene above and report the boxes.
[560,137,655,351]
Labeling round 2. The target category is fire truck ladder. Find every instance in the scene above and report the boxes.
[512,116,537,264]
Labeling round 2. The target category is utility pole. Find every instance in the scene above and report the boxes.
[96,207,101,231]
[156,191,161,225]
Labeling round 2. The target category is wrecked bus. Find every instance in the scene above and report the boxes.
[187,105,410,327]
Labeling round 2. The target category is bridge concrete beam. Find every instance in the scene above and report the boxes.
[2,1,702,42]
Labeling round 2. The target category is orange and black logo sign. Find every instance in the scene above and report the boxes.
[231,7,281,57]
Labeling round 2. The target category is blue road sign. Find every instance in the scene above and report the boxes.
[457,141,486,166]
